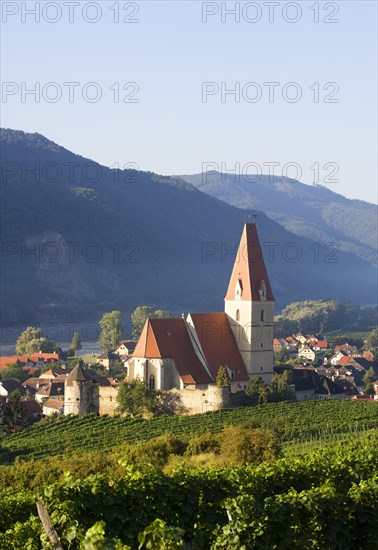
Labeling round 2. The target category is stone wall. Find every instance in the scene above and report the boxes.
[170,384,229,415]
[98,386,119,416]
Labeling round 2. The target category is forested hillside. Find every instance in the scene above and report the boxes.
[180,171,378,267]
[1,129,377,326]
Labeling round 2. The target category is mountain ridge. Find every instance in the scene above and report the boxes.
[178,171,377,266]
[1,128,377,326]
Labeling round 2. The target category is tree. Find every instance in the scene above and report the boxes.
[131,306,172,339]
[365,329,378,360]
[1,390,27,432]
[269,371,296,402]
[274,348,290,364]
[220,426,281,465]
[117,379,156,416]
[98,311,125,352]
[69,332,82,355]
[363,366,378,395]
[216,366,230,387]
[275,300,360,337]
[246,376,269,405]
[0,363,28,383]
[16,327,60,355]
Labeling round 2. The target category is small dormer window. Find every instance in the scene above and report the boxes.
[166,332,172,337]
[259,280,266,301]
[235,277,243,300]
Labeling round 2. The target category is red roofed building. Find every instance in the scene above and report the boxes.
[0,353,59,371]
[127,222,274,400]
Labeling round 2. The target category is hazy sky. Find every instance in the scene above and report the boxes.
[1,1,377,203]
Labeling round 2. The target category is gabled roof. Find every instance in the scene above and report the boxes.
[0,379,24,394]
[313,341,328,348]
[36,381,64,397]
[43,398,64,410]
[189,312,249,382]
[133,318,212,385]
[22,378,49,393]
[225,223,274,302]
[0,353,60,370]
[66,364,97,382]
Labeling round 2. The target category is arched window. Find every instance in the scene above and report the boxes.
[149,374,155,390]
[236,309,240,321]
[261,309,264,322]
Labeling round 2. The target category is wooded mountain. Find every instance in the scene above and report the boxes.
[1,129,377,327]
[179,172,377,268]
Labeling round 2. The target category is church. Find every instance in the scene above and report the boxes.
[126,222,275,399]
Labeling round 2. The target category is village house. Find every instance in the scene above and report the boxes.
[22,377,49,396]
[43,398,64,416]
[294,333,307,345]
[115,340,136,357]
[39,367,72,380]
[97,340,136,369]
[292,369,346,401]
[0,353,59,372]
[334,343,360,356]
[298,345,316,362]
[35,381,65,403]
[0,379,24,398]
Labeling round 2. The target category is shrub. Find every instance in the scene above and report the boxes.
[220,426,281,466]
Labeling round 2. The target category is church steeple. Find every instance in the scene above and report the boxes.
[225,222,274,302]
[224,222,275,382]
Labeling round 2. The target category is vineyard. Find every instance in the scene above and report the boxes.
[0,431,377,549]
[2,400,378,463]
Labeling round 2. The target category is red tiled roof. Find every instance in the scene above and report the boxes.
[133,318,212,385]
[189,312,249,382]
[314,341,328,348]
[0,353,59,370]
[337,356,354,367]
[225,223,274,302]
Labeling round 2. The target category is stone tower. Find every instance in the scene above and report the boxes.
[64,364,98,415]
[224,222,275,383]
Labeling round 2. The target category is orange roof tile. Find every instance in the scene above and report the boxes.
[0,353,59,370]
[189,312,249,382]
[133,318,212,385]
[225,223,274,302]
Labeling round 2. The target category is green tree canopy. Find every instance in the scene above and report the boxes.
[1,389,27,433]
[15,327,60,355]
[0,363,29,383]
[131,306,172,339]
[275,300,361,337]
[69,332,82,355]
[269,371,295,402]
[117,379,157,416]
[216,365,230,387]
[246,376,269,405]
[365,328,378,359]
[98,311,125,352]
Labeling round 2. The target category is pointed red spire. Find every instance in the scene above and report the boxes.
[225,223,274,302]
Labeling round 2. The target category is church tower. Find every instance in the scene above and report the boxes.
[224,222,275,383]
